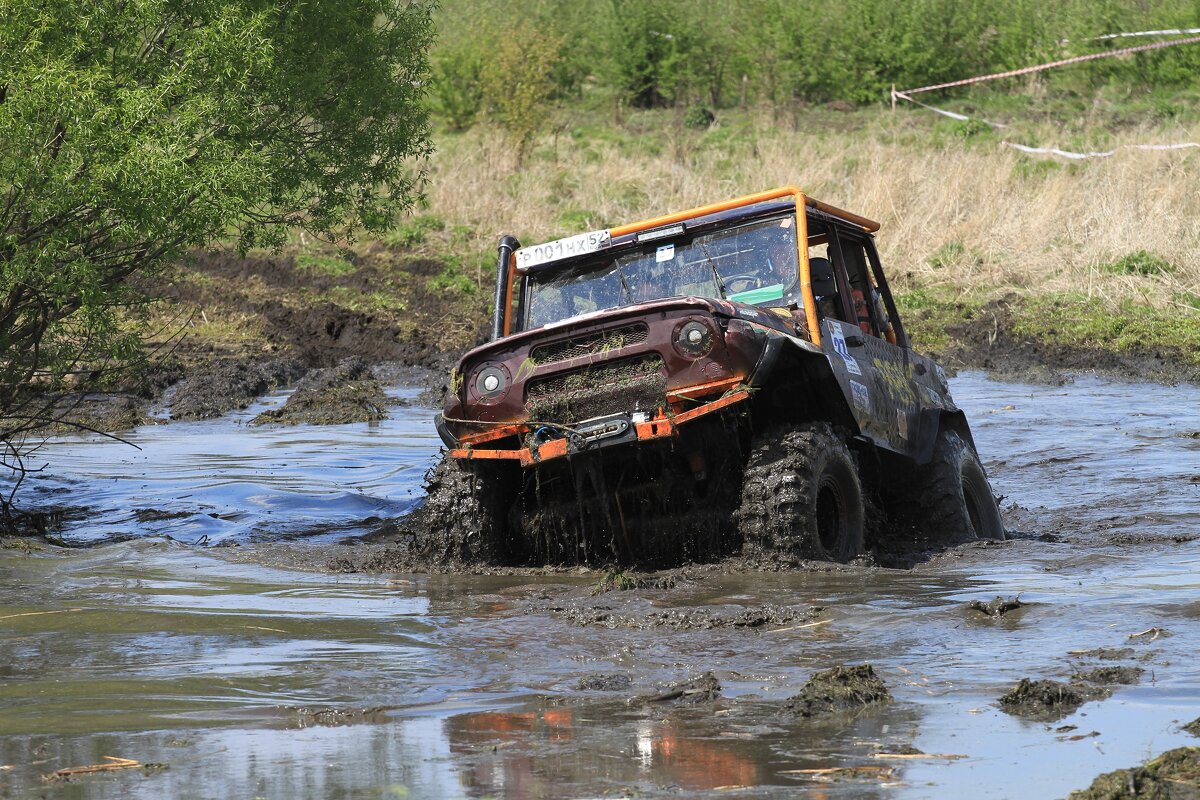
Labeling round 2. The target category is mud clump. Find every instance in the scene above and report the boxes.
[575,673,633,692]
[549,603,816,631]
[40,393,146,434]
[287,706,392,729]
[251,358,389,426]
[171,358,305,420]
[1074,647,1136,661]
[639,672,721,705]
[134,508,194,523]
[784,665,891,718]
[591,571,677,594]
[999,678,1110,721]
[1068,747,1200,799]
[967,596,1024,618]
[1073,666,1144,685]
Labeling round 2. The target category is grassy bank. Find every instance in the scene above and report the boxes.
[173,100,1199,380]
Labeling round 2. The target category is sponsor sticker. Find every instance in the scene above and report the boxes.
[827,321,863,376]
[850,380,870,412]
[656,244,675,262]
[515,229,611,270]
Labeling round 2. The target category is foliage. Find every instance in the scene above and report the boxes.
[430,46,485,131]
[432,0,1200,122]
[481,26,564,164]
[1104,250,1175,276]
[0,0,434,514]
[385,214,447,248]
[605,1,689,108]
[296,254,358,278]
[683,106,716,129]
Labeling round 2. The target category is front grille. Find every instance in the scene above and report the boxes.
[525,353,665,424]
[530,323,649,365]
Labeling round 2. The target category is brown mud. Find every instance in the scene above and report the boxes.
[999,678,1112,722]
[539,601,820,631]
[170,357,307,420]
[967,595,1024,618]
[638,672,722,705]
[784,664,892,718]
[168,247,478,369]
[1069,747,1200,799]
[250,358,390,426]
[1073,666,1146,686]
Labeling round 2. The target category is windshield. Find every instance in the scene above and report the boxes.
[523,215,799,329]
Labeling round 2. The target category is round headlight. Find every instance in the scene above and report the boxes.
[474,365,508,399]
[674,320,715,358]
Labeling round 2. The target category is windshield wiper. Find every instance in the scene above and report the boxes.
[699,241,726,295]
[616,265,633,302]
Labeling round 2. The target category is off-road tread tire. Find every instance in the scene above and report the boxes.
[910,429,1005,544]
[736,421,865,563]
[417,456,514,564]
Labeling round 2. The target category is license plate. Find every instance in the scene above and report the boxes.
[515,229,611,271]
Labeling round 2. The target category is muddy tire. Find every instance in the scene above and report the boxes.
[417,456,515,564]
[911,429,1005,543]
[737,422,864,563]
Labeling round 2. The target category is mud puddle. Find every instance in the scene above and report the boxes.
[1,372,1199,799]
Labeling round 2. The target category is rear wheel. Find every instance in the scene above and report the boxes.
[910,429,1005,543]
[737,422,864,563]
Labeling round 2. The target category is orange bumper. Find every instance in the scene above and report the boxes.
[449,384,751,467]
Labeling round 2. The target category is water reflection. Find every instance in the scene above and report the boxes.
[12,385,440,544]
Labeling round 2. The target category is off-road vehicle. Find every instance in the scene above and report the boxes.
[433,186,1003,565]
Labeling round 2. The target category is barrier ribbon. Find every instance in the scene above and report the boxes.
[894,34,1200,97]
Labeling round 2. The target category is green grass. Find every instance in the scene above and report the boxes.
[384,214,447,248]
[295,253,356,277]
[896,285,1200,372]
[1103,250,1175,276]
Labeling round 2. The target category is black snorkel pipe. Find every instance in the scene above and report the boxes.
[492,235,520,340]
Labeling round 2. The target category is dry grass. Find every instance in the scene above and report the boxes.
[420,108,1200,312]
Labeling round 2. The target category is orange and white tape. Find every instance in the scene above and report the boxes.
[1002,141,1200,160]
[894,34,1200,98]
[891,35,1200,158]
[1089,28,1200,42]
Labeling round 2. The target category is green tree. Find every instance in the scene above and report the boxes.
[430,45,486,131]
[0,0,433,513]
[481,26,564,164]
[606,0,687,108]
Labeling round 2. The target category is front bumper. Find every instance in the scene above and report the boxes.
[442,380,751,467]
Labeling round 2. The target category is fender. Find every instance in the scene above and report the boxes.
[914,408,977,465]
[435,412,459,450]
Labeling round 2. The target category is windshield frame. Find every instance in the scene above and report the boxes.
[518,208,802,331]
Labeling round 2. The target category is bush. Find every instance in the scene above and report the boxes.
[684,106,716,129]
[481,27,564,164]
[1104,251,1175,276]
[385,214,446,248]
[430,46,485,131]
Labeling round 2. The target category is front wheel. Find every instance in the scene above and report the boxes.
[417,456,516,564]
[737,422,865,563]
[911,429,1005,543]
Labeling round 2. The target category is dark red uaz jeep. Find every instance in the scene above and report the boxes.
[433,187,1003,565]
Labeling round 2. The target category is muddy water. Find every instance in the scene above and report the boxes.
[1,373,1198,799]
